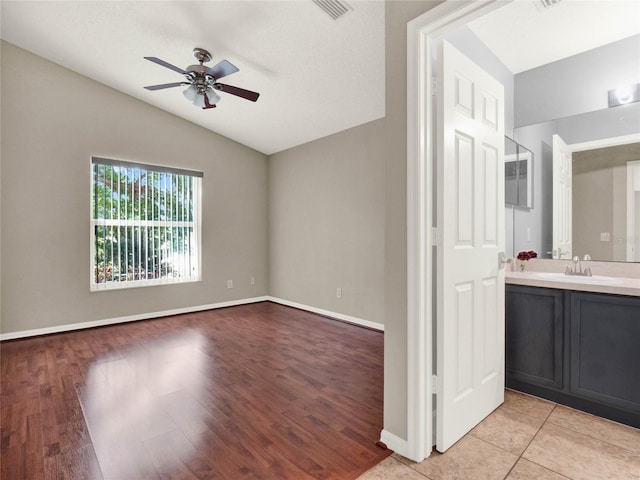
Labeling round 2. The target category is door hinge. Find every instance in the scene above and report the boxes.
[432,77,437,96]
[431,227,440,246]
[431,374,438,394]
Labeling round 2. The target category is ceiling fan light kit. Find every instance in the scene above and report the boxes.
[144,47,260,110]
[183,84,197,102]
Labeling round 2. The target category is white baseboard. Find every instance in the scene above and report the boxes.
[0,296,270,341]
[266,296,384,331]
[379,429,409,457]
[1,295,383,340]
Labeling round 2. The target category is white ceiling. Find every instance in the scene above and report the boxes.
[1,0,385,155]
[2,1,639,156]
[468,0,640,74]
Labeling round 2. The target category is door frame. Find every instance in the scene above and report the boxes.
[406,0,508,462]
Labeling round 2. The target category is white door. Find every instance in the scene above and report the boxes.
[552,134,572,259]
[436,41,505,452]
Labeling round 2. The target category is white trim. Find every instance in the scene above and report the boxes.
[1,296,383,341]
[568,133,640,153]
[266,296,384,331]
[380,429,410,458]
[406,0,508,463]
[0,296,270,341]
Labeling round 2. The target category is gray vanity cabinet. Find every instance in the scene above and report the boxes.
[506,285,564,389]
[570,292,640,414]
[506,284,640,428]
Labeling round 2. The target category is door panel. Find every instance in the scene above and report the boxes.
[627,161,640,261]
[436,41,505,452]
[553,134,572,259]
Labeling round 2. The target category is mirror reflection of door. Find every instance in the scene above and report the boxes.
[552,134,572,259]
[628,160,640,261]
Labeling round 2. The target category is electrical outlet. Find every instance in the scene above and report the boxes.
[227,280,233,289]
[250,276,255,286]
[336,287,342,299]
[600,232,611,242]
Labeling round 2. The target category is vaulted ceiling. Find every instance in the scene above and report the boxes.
[1,1,385,155]
[2,1,639,155]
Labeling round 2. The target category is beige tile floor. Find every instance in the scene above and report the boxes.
[359,389,640,480]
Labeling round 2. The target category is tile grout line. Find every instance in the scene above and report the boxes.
[366,391,639,480]
[495,401,561,479]
[404,455,435,480]
[506,404,574,480]
[544,406,640,457]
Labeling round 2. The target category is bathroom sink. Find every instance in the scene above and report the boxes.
[524,272,623,285]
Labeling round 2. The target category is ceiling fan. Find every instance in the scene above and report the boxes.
[143,48,260,109]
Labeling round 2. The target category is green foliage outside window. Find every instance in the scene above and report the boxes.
[91,161,200,288]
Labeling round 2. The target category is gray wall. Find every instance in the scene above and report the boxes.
[269,119,386,324]
[515,34,640,128]
[1,41,270,335]
[0,40,3,331]
[555,103,640,145]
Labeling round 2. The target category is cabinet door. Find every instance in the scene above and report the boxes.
[506,285,564,389]
[570,292,640,413]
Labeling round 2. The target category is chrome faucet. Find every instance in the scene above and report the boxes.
[565,255,592,276]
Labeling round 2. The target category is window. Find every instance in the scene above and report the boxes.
[90,157,202,291]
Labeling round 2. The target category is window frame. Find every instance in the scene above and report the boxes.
[89,157,203,292]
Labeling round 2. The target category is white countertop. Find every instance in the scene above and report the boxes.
[506,271,640,297]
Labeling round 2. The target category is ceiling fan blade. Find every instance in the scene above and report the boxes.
[215,83,260,102]
[144,56,187,75]
[205,60,239,80]
[144,82,190,91]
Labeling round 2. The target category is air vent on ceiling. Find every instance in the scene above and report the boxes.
[534,0,563,10]
[312,0,353,20]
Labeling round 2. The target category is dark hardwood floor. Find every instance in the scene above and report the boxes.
[1,301,389,479]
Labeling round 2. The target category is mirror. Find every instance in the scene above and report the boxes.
[573,142,640,262]
[513,102,640,262]
[505,136,533,209]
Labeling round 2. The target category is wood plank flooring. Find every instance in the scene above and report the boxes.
[1,301,390,479]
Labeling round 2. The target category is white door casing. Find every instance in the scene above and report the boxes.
[553,134,572,260]
[404,0,510,463]
[436,41,505,452]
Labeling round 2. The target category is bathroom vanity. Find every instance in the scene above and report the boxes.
[506,270,640,428]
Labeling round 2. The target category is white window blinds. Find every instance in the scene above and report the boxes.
[90,157,202,291]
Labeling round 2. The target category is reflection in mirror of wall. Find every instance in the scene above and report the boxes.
[513,104,640,263]
[573,142,640,262]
